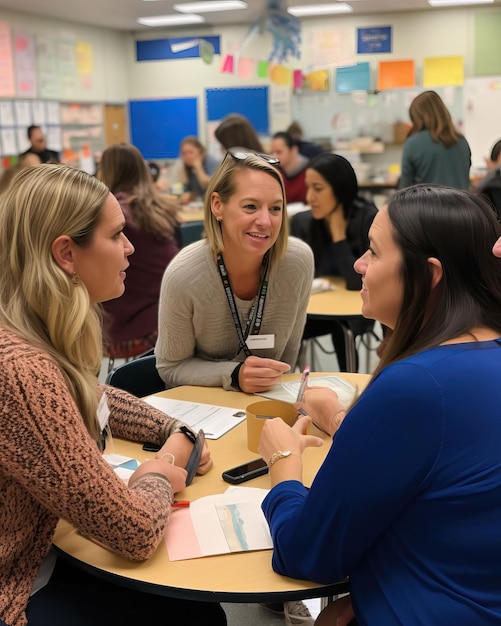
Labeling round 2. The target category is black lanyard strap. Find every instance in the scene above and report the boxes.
[216,252,270,358]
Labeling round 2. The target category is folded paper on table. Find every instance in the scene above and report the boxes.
[145,397,246,439]
[256,376,357,406]
[311,278,335,294]
[164,487,272,561]
[104,453,139,483]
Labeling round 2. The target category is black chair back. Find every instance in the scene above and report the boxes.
[105,354,166,397]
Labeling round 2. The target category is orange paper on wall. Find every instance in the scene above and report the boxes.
[423,56,464,87]
[377,60,415,90]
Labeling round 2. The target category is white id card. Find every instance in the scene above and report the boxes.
[246,334,275,349]
[97,392,110,432]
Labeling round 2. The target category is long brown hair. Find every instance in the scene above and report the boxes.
[0,164,109,441]
[214,114,264,152]
[408,91,463,148]
[372,184,501,380]
[99,143,179,239]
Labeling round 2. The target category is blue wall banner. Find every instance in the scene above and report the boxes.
[357,26,392,54]
[136,36,220,61]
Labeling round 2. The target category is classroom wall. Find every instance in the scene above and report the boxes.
[0,7,131,103]
[129,8,477,139]
[0,5,499,167]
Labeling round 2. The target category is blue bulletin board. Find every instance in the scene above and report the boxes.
[205,86,269,134]
[129,98,198,159]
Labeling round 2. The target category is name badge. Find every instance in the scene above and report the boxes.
[246,334,275,349]
[97,392,110,432]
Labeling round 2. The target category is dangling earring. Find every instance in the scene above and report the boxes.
[71,272,80,285]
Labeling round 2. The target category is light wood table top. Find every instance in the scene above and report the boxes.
[307,277,363,319]
[53,372,370,603]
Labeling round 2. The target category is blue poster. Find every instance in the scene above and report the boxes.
[357,26,392,54]
[336,62,371,93]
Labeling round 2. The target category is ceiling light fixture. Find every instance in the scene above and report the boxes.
[428,0,493,5]
[137,14,205,27]
[288,3,353,17]
[174,1,248,12]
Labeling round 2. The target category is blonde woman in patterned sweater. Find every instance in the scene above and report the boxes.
[0,165,226,626]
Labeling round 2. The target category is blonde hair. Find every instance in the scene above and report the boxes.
[0,164,110,441]
[408,90,462,148]
[99,143,179,239]
[204,153,289,266]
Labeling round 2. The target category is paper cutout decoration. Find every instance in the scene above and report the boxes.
[423,56,464,87]
[377,60,415,90]
[242,0,301,64]
[336,62,370,93]
[293,69,303,90]
[302,69,330,92]
[257,60,269,78]
[238,57,254,79]
[200,39,215,65]
[221,54,234,74]
[270,64,291,86]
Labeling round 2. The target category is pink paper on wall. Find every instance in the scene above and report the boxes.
[238,58,254,79]
[293,69,303,89]
[0,22,15,97]
[221,54,234,74]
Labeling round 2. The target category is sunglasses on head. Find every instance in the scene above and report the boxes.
[226,148,280,166]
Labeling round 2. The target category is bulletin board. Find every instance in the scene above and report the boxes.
[129,97,198,159]
[205,86,269,134]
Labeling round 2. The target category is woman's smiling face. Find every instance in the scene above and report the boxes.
[211,169,284,258]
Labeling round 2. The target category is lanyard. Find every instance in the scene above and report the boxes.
[216,252,270,358]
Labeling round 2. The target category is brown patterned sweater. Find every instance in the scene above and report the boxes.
[0,328,191,626]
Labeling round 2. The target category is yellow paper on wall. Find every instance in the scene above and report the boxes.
[270,65,291,86]
[423,56,464,87]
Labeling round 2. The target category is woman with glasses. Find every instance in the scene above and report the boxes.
[155,149,314,393]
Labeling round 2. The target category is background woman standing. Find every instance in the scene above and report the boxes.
[399,90,471,190]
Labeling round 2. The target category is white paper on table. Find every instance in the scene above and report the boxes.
[165,487,272,561]
[256,376,357,406]
[144,397,246,439]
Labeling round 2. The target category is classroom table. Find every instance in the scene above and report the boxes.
[307,277,366,373]
[53,371,370,604]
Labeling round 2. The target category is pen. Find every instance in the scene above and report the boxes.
[296,365,310,403]
[172,500,190,507]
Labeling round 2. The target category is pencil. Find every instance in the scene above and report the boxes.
[296,365,310,403]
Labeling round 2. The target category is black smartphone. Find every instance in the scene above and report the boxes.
[142,442,161,452]
[222,458,269,484]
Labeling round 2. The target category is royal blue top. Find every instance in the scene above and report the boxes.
[262,340,501,625]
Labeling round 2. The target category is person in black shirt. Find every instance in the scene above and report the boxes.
[20,125,60,163]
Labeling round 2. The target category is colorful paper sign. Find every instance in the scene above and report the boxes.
[336,62,370,93]
[423,56,464,87]
[377,60,415,90]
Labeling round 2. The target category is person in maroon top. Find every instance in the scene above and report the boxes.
[98,143,181,360]
[270,131,309,204]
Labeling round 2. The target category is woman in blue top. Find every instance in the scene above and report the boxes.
[259,184,501,625]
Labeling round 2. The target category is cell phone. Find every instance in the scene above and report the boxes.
[142,442,161,452]
[222,458,269,484]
